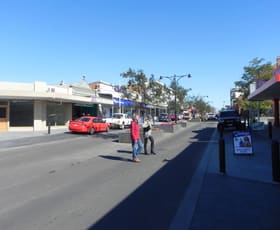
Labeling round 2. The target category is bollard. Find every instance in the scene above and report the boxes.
[268,121,272,139]
[219,138,226,174]
[271,140,280,182]
[48,122,51,134]
[218,123,224,138]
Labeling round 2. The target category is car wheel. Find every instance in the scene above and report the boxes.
[89,127,95,135]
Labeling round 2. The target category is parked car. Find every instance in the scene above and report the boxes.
[69,116,110,135]
[169,113,182,121]
[169,114,176,121]
[217,110,242,130]
[177,113,183,120]
[183,111,192,120]
[159,113,169,122]
[103,113,132,129]
[206,112,217,121]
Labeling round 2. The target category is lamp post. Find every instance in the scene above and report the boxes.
[159,74,191,123]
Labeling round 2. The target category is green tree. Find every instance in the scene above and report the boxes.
[121,68,193,115]
[235,57,273,98]
[120,68,148,104]
[234,57,273,112]
[121,68,162,114]
[168,80,191,113]
[186,95,214,116]
[148,75,169,106]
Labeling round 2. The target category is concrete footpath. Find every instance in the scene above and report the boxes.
[0,128,69,141]
[171,125,280,230]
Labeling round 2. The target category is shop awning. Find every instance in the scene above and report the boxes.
[113,98,133,106]
[248,70,280,101]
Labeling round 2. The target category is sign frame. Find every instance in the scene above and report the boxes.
[233,131,253,155]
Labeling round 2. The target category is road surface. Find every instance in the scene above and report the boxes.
[0,122,217,230]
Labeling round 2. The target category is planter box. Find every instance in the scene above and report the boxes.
[118,131,145,143]
[180,122,187,128]
[118,126,162,143]
[160,124,181,133]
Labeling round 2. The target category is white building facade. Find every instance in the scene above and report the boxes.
[0,79,169,132]
[0,80,100,131]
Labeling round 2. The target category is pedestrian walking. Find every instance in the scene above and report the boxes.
[130,113,143,162]
[143,115,156,155]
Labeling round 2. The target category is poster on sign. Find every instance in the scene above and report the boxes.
[233,131,253,155]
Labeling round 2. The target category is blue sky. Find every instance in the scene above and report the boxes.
[0,0,279,110]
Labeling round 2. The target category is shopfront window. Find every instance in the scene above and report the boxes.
[47,102,67,126]
[10,101,34,126]
[0,101,8,106]
[0,107,6,118]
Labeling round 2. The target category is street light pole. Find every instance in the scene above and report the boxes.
[159,74,191,123]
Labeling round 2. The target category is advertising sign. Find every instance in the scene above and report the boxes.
[233,131,253,155]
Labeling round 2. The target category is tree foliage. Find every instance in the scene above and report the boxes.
[120,68,167,111]
[168,79,191,113]
[120,68,192,113]
[234,57,273,112]
[120,68,148,102]
[148,75,169,105]
[235,57,273,98]
[186,95,215,115]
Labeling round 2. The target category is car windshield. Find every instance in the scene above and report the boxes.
[220,111,239,117]
[78,117,91,122]
[113,114,122,119]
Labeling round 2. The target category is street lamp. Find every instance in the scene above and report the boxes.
[159,73,192,123]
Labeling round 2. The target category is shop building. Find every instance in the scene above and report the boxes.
[89,81,135,117]
[0,80,94,131]
[0,78,169,132]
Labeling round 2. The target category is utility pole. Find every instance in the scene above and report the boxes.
[159,74,191,123]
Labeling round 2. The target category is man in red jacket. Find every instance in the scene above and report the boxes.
[130,113,143,162]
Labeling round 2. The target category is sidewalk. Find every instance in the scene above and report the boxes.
[0,128,68,141]
[172,125,280,230]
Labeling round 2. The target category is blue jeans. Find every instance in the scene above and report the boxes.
[132,139,143,159]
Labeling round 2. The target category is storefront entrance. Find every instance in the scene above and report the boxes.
[0,106,8,131]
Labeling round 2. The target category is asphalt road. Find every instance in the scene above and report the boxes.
[0,122,217,230]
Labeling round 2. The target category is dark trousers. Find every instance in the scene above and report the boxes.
[144,135,154,153]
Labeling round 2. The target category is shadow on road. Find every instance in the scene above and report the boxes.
[98,155,130,162]
[117,150,132,154]
[88,127,216,230]
[95,133,119,140]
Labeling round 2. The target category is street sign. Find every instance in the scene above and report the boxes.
[233,131,253,155]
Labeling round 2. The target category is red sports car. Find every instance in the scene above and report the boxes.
[69,116,110,135]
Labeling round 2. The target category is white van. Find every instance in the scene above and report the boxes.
[183,112,191,120]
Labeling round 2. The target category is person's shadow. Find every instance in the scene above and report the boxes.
[117,150,132,154]
[99,155,131,162]
[99,149,133,162]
